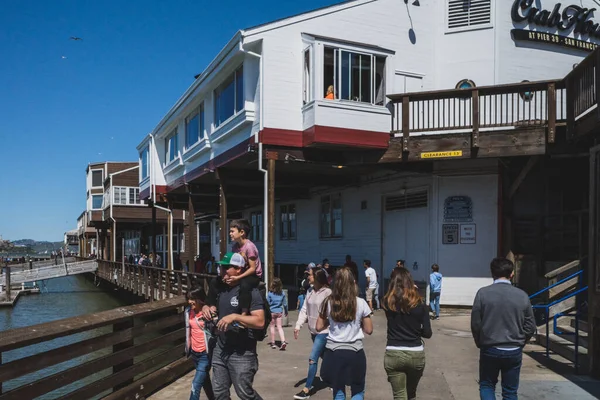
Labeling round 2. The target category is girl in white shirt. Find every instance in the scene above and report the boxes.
[316,268,373,400]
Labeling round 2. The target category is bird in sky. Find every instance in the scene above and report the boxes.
[70,36,83,41]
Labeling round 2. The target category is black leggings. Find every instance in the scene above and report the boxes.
[206,275,261,311]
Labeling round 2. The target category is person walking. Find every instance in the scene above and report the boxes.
[316,268,373,400]
[185,288,215,400]
[382,267,432,400]
[429,264,442,320]
[201,252,265,400]
[293,267,331,399]
[267,277,288,350]
[471,258,536,400]
[363,260,377,311]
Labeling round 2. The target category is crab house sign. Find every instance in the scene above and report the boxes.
[511,0,600,52]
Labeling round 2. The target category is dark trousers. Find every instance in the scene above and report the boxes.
[321,349,367,397]
[212,344,263,400]
[479,347,522,400]
[206,275,260,311]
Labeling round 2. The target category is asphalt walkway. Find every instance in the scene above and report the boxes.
[150,310,600,399]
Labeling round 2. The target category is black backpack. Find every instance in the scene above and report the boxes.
[251,287,272,341]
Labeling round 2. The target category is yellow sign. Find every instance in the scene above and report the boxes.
[420,150,463,159]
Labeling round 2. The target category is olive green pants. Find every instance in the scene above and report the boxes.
[383,349,426,400]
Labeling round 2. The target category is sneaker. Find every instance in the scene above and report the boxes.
[280,341,288,351]
[293,389,310,399]
[270,343,278,349]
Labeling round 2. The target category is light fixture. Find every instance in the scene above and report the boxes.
[333,165,345,169]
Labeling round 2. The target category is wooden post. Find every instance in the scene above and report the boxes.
[5,267,10,302]
[219,182,228,259]
[547,83,556,143]
[151,204,157,267]
[187,194,196,273]
[566,77,575,139]
[471,90,480,148]
[267,158,276,287]
[402,96,410,153]
[111,220,117,262]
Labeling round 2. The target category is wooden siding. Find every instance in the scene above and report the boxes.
[112,206,184,222]
[106,162,138,175]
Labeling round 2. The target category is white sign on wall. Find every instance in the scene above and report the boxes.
[460,224,476,244]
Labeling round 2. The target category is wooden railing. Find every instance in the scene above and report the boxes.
[96,260,214,301]
[0,297,191,399]
[389,80,566,149]
[565,48,600,136]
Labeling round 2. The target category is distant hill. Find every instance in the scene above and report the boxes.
[12,239,64,254]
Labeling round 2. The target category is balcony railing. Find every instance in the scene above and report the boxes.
[564,49,600,136]
[389,80,566,151]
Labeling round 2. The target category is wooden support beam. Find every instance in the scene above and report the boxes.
[547,82,556,143]
[509,156,540,199]
[187,193,196,272]
[151,203,156,267]
[267,158,275,287]
[402,96,410,152]
[219,181,228,260]
[472,90,479,148]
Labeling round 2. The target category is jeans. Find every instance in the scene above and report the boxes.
[334,389,364,400]
[479,347,522,400]
[305,333,328,389]
[384,349,425,400]
[189,350,214,400]
[430,292,440,317]
[321,349,366,399]
[212,344,263,400]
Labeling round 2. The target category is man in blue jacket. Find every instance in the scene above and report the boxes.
[429,264,442,319]
[471,258,536,400]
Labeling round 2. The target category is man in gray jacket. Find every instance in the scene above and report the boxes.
[471,258,536,400]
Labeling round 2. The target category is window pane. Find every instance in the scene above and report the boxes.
[280,206,288,239]
[186,113,199,148]
[235,66,244,112]
[92,195,103,209]
[324,47,335,99]
[289,204,296,239]
[359,54,372,103]
[341,51,351,100]
[320,197,331,237]
[215,74,235,127]
[92,170,103,187]
[141,149,148,179]
[375,56,386,105]
[332,196,342,237]
[303,49,311,104]
[199,104,205,140]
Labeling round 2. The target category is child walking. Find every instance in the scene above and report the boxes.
[297,287,306,311]
[317,268,373,400]
[267,277,288,350]
[429,264,442,320]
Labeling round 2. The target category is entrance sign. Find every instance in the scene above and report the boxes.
[444,196,473,223]
[420,150,463,159]
[460,224,476,244]
[511,0,600,51]
[442,224,459,244]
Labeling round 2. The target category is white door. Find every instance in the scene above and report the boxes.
[382,188,430,288]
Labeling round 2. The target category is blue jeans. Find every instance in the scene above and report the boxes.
[479,347,522,400]
[430,292,440,317]
[305,333,328,389]
[334,390,364,400]
[189,350,214,400]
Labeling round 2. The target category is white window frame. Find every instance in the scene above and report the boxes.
[165,130,179,165]
[91,195,104,210]
[250,210,263,242]
[321,43,387,106]
[129,187,141,205]
[91,169,104,188]
[279,204,297,240]
[213,65,244,129]
[320,194,343,239]
[303,46,313,105]
[140,147,149,180]
[113,187,128,205]
[445,0,494,34]
[185,104,204,149]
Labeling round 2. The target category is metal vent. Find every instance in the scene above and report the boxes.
[448,0,491,30]
[385,190,428,211]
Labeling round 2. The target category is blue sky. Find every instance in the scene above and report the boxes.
[0,0,342,242]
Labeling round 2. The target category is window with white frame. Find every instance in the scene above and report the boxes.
[165,130,178,164]
[280,204,297,240]
[185,104,204,148]
[141,147,149,180]
[129,188,140,204]
[214,65,244,127]
[323,47,386,105]
[250,211,263,241]
[113,187,127,205]
[303,48,312,105]
[92,170,104,187]
[92,195,103,210]
[447,0,492,31]
[320,194,342,238]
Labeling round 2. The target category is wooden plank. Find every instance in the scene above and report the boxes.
[0,297,186,353]
[0,328,185,400]
[545,260,580,279]
[548,82,556,143]
[112,318,134,391]
[102,357,193,400]
[57,347,183,400]
[402,96,409,152]
[472,90,479,148]
[268,158,276,286]
[509,156,539,199]
[0,313,182,383]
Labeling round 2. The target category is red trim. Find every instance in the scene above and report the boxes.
[140,185,166,201]
[259,126,389,149]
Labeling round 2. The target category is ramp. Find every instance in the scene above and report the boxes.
[0,260,98,286]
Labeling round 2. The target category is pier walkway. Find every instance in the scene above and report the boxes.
[150,311,600,400]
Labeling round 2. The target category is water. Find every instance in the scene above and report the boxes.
[0,274,132,398]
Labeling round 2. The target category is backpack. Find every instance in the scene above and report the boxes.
[251,289,272,341]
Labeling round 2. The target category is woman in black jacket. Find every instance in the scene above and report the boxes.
[382,268,432,400]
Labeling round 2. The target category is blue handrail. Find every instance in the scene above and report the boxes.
[529,269,587,374]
